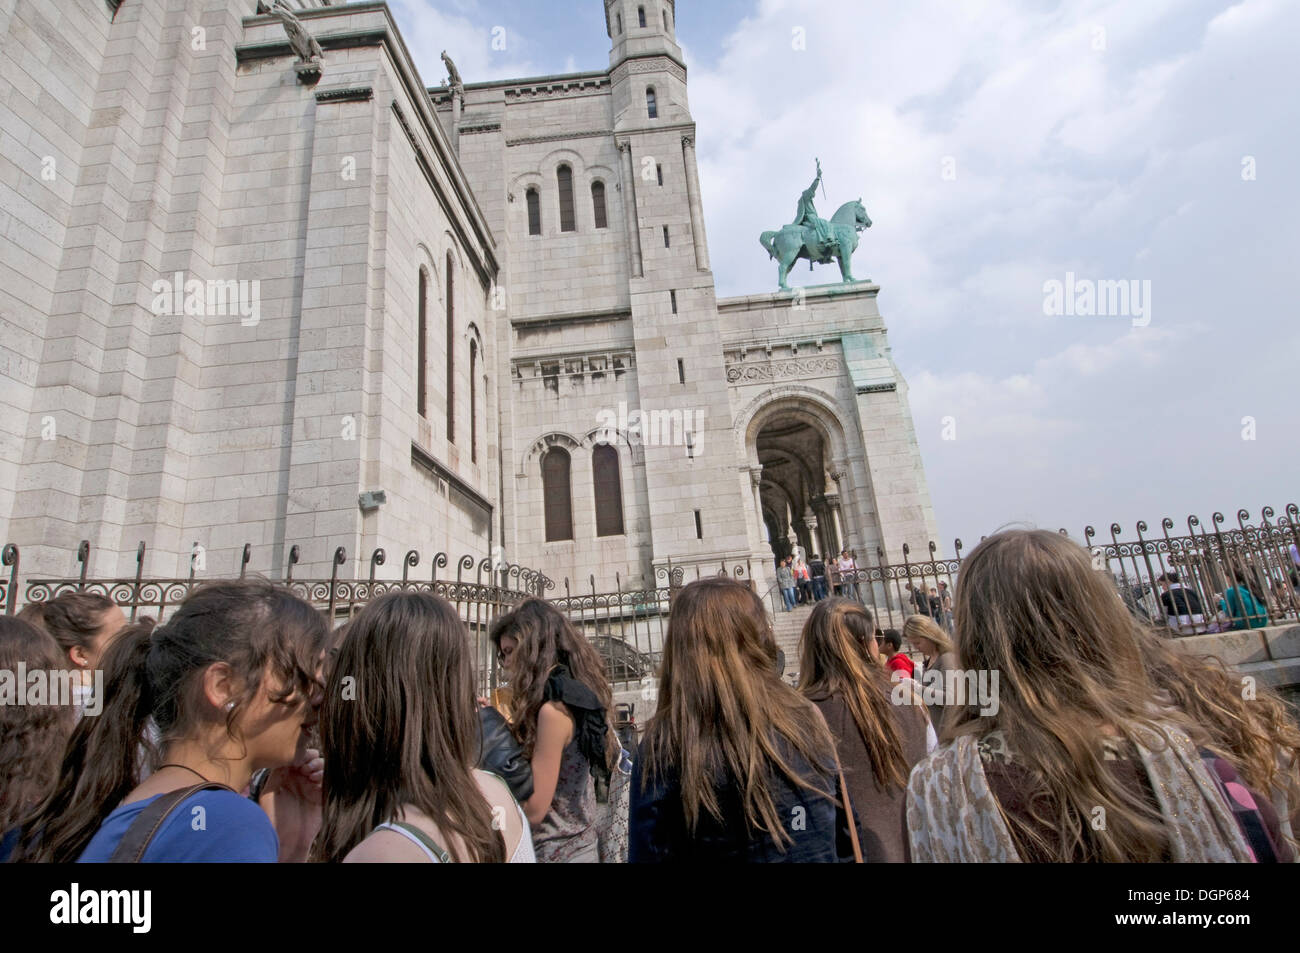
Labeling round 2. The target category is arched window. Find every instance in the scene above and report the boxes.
[445,251,455,443]
[591,181,607,229]
[542,447,573,542]
[417,267,428,418]
[616,12,622,34]
[646,87,657,119]
[638,6,646,28]
[469,339,478,464]
[526,188,541,235]
[557,164,575,233]
[593,445,624,537]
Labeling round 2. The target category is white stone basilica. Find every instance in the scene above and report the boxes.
[0,0,937,596]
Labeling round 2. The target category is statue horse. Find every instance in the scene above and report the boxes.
[759,200,871,291]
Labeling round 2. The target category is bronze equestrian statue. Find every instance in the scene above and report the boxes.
[760,161,872,291]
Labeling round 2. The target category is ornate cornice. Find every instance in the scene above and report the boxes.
[725,356,841,384]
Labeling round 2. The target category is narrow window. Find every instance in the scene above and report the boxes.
[526,187,541,235]
[656,163,664,186]
[445,252,455,443]
[557,164,575,232]
[638,6,646,28]
[670,289,677,313]
[542,448,574,542]
[677,358,685,383]
[417,268,428,418]
[663,225,670,248]
[694,509,703,539]
[617,12,622,34]
[593,445,624,537]
[646,87,657,119]
[686,432,695,460]
[470,339,478,464]
[663,10,669,30]
[591,181,608,229]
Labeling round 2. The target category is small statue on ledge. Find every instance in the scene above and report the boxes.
[441,50,464,97]
[258,0,324,82]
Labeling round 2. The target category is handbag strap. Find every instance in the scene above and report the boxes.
[836,761,864,864]
[108,781,236,863]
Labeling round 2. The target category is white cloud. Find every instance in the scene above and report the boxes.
[688,0,1299,542]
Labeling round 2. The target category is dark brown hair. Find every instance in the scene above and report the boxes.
[313,591,505,863]
[0,617,76,834]
[488,598,617,772]
[14,579,327,863]
[18,591,118,662]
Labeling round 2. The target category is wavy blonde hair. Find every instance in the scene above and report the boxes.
[903,614,953,657]
[948,529,1190,862]
[1137,629,1300,842]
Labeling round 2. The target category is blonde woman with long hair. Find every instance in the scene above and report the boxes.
[907,529,1255,862]
[798,599,929,861]
[903,614,958,731]
[630,577,845,862]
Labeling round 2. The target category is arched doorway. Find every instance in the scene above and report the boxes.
[754,412,841,565]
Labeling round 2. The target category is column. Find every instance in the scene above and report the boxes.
[681,135,710,272]
[830,462,861,551]
[618,140,644,277]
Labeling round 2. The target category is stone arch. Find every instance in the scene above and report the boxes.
[735,386,852,471]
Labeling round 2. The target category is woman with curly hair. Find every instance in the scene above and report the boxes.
[1136,630,1297,860]
[489,599,617,862]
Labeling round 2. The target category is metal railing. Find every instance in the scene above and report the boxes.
[0,541,759,694]
[778,504,1300,636]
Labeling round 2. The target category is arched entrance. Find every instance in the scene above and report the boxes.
[752,409,846,565]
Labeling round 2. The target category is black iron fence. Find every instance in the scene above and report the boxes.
[0,540,756,696]
[784,504,1300,636]
[6,505,1296,695]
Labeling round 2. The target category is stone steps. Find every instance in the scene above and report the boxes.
[771,602,815,683]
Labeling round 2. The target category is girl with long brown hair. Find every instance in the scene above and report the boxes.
[631,576,844,862]
[798,598,929,861]
[313,590,533,863]
[488,598,617,863]
[907,529,1254,862]
[14,580,329,863]
[0,617,77,861]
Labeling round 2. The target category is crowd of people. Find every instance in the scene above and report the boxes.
[0,529,1297,862]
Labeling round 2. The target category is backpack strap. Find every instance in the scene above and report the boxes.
[108,781,236,863]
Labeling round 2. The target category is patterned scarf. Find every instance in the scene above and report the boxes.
[906,723,1254,862]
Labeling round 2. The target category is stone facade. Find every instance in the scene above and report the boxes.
[0,0,936,597]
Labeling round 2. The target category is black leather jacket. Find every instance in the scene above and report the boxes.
[477,706,534,803]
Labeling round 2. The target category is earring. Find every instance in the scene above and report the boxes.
[224,701,234,712]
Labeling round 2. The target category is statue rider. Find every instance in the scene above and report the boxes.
[791,159,836,256]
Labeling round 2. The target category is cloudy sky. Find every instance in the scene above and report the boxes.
[389,0,1298,549]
